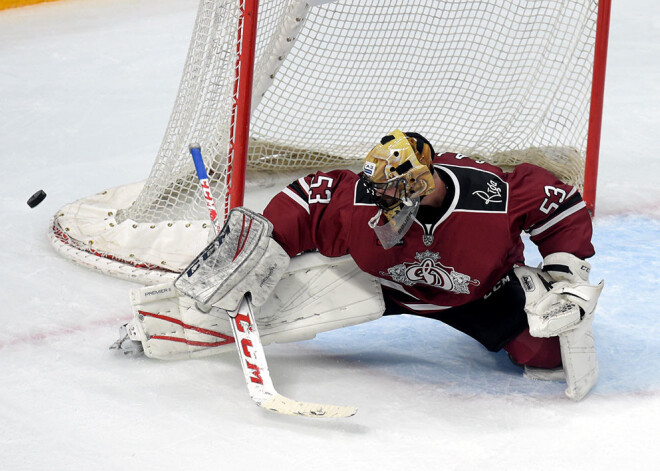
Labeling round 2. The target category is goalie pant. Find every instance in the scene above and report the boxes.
[381,267,563,369]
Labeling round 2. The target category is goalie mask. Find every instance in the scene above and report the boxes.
[361,130,436,249]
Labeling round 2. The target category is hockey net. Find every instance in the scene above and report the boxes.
[50,0,609,284]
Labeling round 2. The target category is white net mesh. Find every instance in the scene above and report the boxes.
[50,0,601,282]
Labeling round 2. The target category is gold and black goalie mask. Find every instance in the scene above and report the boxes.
[361,130,436,248]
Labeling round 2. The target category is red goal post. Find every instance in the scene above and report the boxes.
[227,0,259,212]
[584,0,612,215]
[50,0,612,284]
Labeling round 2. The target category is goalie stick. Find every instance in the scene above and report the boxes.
[189,144,357,418]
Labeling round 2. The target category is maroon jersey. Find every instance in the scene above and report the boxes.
[263,152,594,313]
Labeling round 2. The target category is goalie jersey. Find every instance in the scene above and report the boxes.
[263,152,594,313]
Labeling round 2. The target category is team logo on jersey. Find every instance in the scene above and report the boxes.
[382,250,480,294]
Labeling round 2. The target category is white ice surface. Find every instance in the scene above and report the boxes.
[1,0,659,469]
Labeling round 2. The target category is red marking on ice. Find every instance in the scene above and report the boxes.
[1,317,126,349]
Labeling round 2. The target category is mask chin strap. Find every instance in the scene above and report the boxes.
[368,194,413,229]
[367,208,383,229]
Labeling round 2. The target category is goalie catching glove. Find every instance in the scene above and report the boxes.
[515,253,604,401]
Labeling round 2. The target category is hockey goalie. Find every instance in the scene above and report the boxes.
[114,130,604,401]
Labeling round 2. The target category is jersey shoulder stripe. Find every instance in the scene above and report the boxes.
[528,196,586,237]
[282,187,309,214]
[280,177,312,213]
[288,178,310,202]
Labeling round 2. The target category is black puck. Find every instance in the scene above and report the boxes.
[28,190,47,208]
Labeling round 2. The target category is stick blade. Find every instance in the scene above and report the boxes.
[259,394,357,418]
[229,295,357,419]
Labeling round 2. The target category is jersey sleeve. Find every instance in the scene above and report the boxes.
[262,170,356,258]
[507,163,595,259]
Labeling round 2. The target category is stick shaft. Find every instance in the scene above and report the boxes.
[189,145,222,234]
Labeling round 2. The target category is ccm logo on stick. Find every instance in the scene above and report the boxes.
[234,312,264,385]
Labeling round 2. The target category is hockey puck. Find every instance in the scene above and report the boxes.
[27,190,47,208]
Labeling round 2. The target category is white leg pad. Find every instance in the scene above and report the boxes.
[257,252,385,344]
[559,316,598,401]
[523,366,566,382]
[125,253,384,360]
[128,284,235,360]
[523,311,599,399]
